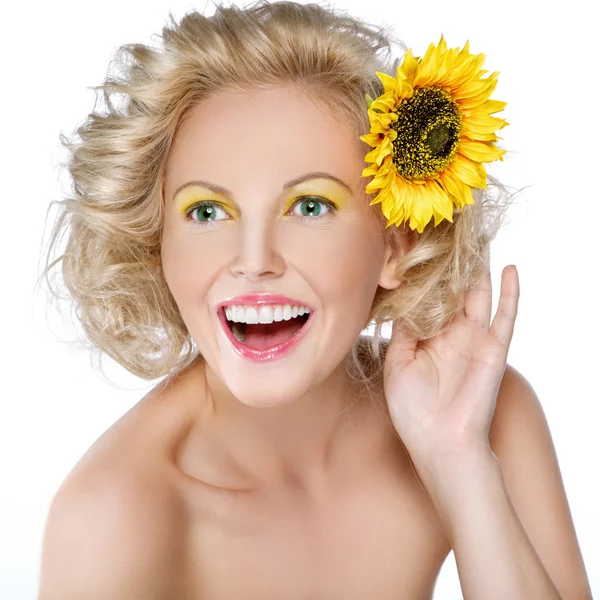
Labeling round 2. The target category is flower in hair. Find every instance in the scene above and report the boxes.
[360,36,508,233]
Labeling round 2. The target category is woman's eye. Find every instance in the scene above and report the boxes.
[185,198,335,223]
[289,197,335,218]
[187,202,229,223]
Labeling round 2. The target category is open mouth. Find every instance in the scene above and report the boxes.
[221,309,310,350]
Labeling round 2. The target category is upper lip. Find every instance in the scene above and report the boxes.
[217,293,313,311]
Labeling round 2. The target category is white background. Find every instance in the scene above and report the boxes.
[1,0,598,598]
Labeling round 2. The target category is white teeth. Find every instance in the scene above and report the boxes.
[245,307,258,324]
[224,304,311,324]
[258,306,272,324]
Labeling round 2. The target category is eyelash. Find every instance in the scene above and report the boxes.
[184,196,338,225]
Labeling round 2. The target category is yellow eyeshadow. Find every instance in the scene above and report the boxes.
[174,188,235,216]
[173,179,352,215]
[283,180,351,212]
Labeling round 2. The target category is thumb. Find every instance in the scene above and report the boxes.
[386,319,418,369]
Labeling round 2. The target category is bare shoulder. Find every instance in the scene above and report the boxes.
[38,366,201,600]
[38,459,187,599]
[55,358,202,484]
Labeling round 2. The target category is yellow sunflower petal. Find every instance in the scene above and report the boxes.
[413,185,433,228]
[444,54,487,90]
[359,132,382,147]
[439,169,474,209]
[369,110,397,129]
[362,162,380,177]
[376,71,398,93]
[454,78,495,100]
[476,99,508,115]
[456,85,499,110]
[364,135,393,166]
[461,129,500,143]
[370,187,387,207]
[370,92,397,112]
[448,155,487,189]
[378,187,395,219]
[436,34,448,54]
[375,175,402,227]
[462,114,508,135]
[366,119,392,136]
[433,50,458,84]
[365,160,396,193]
[412,41,440,87]
[458,140,506,163]
[426,179,454,225]
[364,158,393,180]
[400,49,419,80]
[409,184,434,233]
[388,176,410,224]
[459,40,471,57]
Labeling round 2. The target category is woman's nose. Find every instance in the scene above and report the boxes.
[229,224,286,281]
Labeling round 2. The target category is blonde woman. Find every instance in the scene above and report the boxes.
[38,1,592,598]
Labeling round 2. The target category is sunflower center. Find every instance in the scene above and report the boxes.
[390,86,463,179]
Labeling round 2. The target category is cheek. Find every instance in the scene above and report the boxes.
[160,229,231,308]
[292,225,384,304]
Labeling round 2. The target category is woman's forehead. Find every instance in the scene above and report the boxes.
[164,86,365,199]
[174,86,359,154]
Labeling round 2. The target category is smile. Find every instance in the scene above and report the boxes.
[217,303,313,363]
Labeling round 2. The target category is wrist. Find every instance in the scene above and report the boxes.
[408,442,500,493]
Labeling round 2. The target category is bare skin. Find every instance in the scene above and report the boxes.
[38,86,593,599]
[55,343,452,600]
[39,86,452,598]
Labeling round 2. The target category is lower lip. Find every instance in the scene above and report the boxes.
[217,308,315,363]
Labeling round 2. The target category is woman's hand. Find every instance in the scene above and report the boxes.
[383,265,520,462]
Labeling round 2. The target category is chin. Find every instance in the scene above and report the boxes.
[218,368,317,408]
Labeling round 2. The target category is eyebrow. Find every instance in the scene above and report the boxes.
[171,171,354,201]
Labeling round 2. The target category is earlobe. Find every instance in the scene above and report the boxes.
[378,252,402,290]
[377,227,412,290]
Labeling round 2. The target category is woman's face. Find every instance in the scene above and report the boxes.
[161,85,402,407]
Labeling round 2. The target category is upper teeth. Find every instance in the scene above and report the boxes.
[225,305,311,324]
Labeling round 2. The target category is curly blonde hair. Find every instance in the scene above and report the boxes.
[41,0,515,384]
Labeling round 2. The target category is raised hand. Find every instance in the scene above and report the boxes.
[383,265,520,461]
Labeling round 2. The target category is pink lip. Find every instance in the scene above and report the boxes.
[217,293,313,310]
[216,303,315,363]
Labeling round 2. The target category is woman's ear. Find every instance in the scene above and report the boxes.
[378,225,413,290]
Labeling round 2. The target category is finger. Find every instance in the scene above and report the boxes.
[387,319,418,365]
[490,265,520,348]
[464,267,493,330]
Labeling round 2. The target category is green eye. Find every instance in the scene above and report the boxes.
[185,197,337,224]
[187,202,229,223]
[290,197,336,219]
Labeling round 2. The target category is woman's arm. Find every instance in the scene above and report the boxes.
[423,448,564,599]
[413,366,593,600]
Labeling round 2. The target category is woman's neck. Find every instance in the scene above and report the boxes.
[193,341,395,495]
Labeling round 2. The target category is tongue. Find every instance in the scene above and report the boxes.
[244,317,305,349]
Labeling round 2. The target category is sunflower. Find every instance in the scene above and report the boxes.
[360,36,508,233]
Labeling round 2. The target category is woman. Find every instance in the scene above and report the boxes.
[38,1,592,598]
